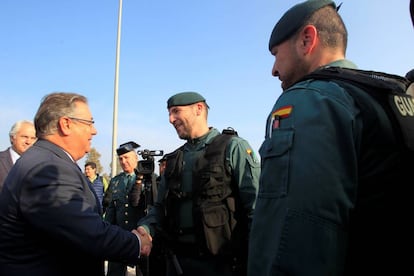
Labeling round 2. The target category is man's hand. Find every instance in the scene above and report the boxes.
[132,226,152,256]
[130,172,144,207]
[134,171,144,187]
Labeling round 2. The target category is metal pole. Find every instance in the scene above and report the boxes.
[111,0,123,177]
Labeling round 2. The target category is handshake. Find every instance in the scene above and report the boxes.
[132,226,153,257]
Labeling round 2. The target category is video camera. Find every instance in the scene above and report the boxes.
[137,149,164,175]
[135,149,164,209]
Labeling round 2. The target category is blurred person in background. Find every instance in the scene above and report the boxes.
[0,120,36,191]
[84,161,108,213]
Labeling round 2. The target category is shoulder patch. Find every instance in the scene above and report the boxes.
[269,105,293,131]
[246,148,259,163]
[272,105,293,118]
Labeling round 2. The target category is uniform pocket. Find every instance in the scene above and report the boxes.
[275,209,345,275]
[202,204,231,255]
[258,128,294,198]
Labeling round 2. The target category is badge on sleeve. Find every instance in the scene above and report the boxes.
[246,148,259,163]
[270,105,293,130]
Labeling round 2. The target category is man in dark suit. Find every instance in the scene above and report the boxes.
[0,120,36,190]
[0,92,152,276]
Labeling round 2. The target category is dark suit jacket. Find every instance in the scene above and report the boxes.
[0,148,13,191]
[0,140,141,276]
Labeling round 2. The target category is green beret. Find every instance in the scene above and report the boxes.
[116,141,140,156]
[268,0,336,51]
[167,92,207,108]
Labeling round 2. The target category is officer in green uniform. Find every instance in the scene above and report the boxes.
[248,1,410,275]
[105,141,146,276]
[138,92,260,276]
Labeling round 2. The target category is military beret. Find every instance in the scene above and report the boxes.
[116,141,140,156]
[167,92,208,108]
[158,156,167,163]
[268,0,336,51]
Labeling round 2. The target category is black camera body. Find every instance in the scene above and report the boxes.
[137,149,164,175]
[135,149,164,208]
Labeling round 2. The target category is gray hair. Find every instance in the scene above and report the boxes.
[9,120,34,143]
[34,92,88,138]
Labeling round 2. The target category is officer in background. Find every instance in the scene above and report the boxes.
[104,141,147,276]
[138,92,260,276]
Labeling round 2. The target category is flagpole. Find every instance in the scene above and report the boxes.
[111,0,123,177]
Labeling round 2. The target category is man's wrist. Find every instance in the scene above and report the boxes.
[131,230,141,258]
[141,225,150,235]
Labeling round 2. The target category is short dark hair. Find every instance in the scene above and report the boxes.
[85,162,96,169]
[307,5,348,52]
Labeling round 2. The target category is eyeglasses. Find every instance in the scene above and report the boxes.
[68,117,95,126]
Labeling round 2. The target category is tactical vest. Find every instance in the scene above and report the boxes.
[301,67,412,271]
[164,128,247,258]
[301,67,413,196]
[303,66,414,150]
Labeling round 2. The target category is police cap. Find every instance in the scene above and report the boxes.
[116,141,140,156]
[167,92,208,108]
[268,0,336,51]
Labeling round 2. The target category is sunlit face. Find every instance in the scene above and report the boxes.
[84,165,96,178]
[118,151,138,174]
[168,105,198,140]
[271,38,308,90]
[11,122,37,155]
[69,101,97,161]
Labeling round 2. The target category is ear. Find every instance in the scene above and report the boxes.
[195,102,204,116]
[58,117,72,135]
[298,25,318,55]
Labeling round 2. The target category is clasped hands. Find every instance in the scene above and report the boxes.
[132,226,153,257]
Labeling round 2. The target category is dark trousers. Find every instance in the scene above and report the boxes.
[106,261,141,276]
[165,254,241,276]
[142,254,167,276]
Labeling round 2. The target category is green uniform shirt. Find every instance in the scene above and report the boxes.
[139,127,260,242]
[105,172,146,230]
[248,59,405,275]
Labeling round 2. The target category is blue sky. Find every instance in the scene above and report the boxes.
[1,0,413,174]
